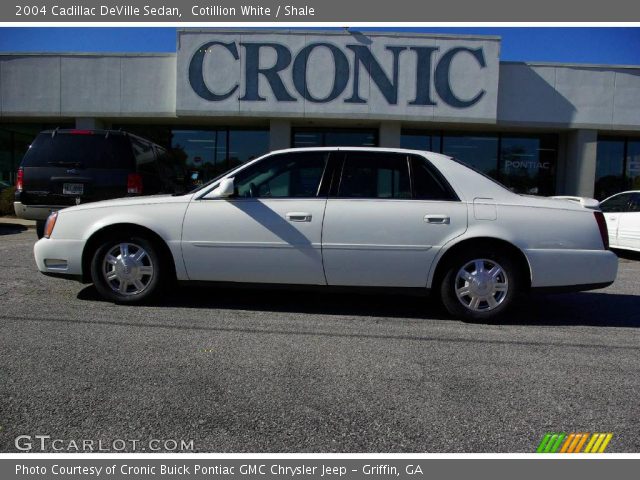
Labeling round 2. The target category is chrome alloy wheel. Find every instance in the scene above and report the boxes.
[454,259,509,312]
[102,242,154,296]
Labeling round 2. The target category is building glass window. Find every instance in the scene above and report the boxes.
[172,129,268,185]
[499,135,557,196]
[400,130,441,153]
[116,125,269,186]
[594,137,639,200]
[171,129,229,183]
[403,130,559,195]
[0,129,11,184]
[627,140,640,191]
[442,134,499,177]
[228,129,269,169]
[292,128,378,148]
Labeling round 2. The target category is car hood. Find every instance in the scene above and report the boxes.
[58,194,192,213]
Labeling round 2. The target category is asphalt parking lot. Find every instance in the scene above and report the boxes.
[1,225,639,452]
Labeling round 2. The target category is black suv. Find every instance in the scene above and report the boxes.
[14,129,187,237]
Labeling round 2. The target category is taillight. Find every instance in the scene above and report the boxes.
[594,211,609,250]
[69,129,93,135]
[44,211,58,239]
[127,173,143,195]
[16,167,24,191]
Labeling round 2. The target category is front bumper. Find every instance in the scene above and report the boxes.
[526,248,618,288]
[34,237,85,278]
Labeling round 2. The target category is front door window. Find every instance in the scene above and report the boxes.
[233,151,328,198]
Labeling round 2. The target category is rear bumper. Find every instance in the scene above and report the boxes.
[526,248,618,288]
[14,202,65,221]
[34,237,85,277]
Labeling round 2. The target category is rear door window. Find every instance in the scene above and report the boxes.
[410,155,458,201]
[338,152,411,199]
[21,133,133,169]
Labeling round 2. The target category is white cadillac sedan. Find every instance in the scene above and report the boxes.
[34,147,618,321]
[599,190,640,253]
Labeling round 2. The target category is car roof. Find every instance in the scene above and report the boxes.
[39,128,129,136]
[269,146,449,158]
[603,190,640,199]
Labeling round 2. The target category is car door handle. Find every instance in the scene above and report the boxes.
[286,212,312,222]
[424,214,450,224]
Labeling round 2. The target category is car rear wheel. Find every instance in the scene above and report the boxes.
[90,235,163,304]
[440,251,521,322]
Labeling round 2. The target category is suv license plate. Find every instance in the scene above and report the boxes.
[63,183,84,195]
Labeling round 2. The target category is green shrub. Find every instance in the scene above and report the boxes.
[0,186,16,216]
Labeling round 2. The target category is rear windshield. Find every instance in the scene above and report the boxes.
[21,133,133,169]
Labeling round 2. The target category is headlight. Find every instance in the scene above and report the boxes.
[43,211,58,238]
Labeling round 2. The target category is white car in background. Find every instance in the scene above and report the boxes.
[33,147,618,321]
[599,191,640,252]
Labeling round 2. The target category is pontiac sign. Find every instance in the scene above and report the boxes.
[177,31,500,121]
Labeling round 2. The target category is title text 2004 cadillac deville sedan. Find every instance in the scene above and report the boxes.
[34,147,618,321]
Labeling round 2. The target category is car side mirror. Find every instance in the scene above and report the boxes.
[206,177,235,199]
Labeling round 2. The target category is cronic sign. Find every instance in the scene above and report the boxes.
[190,42,487,107]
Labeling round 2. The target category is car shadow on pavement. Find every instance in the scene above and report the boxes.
[0,223,27,236]
[77,284,640,327]
[78,285,447,320]
[612,248,640,262]
[502,292,640,327]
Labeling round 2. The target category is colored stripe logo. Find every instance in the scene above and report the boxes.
[536,433,613,453]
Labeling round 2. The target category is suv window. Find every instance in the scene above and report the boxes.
[131,137,157,174]
[600,193,633,213]
[411,155,457,200]
[21,133,133,169]
[339,152,411,199]
[233,151,328,198]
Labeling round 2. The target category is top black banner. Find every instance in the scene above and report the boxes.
[5,0,640,22]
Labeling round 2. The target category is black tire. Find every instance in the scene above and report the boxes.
[90,234,164,304]
[35,220,45,239]
[440,249,522,322]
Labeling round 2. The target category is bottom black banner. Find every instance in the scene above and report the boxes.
[1,459,637,480]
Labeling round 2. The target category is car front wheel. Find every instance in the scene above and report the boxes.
[440,251,521,322]
[90,236,163,303]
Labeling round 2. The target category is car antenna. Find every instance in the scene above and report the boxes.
[51,127,59,138]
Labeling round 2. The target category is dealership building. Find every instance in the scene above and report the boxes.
[1,29,639,199]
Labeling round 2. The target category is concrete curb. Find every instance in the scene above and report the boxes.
[0,216,36,229]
